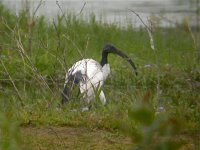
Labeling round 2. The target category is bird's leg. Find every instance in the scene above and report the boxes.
[81,92,92,112]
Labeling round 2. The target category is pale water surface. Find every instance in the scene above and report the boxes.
[2,0,197,27]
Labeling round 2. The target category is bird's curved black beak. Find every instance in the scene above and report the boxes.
[103,44,138,75]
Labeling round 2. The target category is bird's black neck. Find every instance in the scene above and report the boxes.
[100,51,108,67]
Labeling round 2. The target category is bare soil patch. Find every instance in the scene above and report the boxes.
[21,126,132,150]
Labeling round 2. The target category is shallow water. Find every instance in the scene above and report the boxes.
[2,0,197,27]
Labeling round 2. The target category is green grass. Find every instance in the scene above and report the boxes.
[0,2,200,150]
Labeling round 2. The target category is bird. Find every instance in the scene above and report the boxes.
[61,44,137,106]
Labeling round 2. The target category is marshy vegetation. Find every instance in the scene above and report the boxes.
[0,1,200,150]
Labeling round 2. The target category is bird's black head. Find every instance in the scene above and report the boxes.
[101,44,119,66]
[100,44,138,75]
[102,44,118,54]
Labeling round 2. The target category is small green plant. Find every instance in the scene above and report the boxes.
[0,112,21,150]
[122,92,185,150]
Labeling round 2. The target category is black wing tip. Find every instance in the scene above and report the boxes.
[61,71,84,105]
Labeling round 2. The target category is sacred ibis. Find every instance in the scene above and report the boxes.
[62,44,137,106]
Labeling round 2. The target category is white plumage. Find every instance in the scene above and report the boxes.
[64,59,110,104]
[62,44,137,106]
